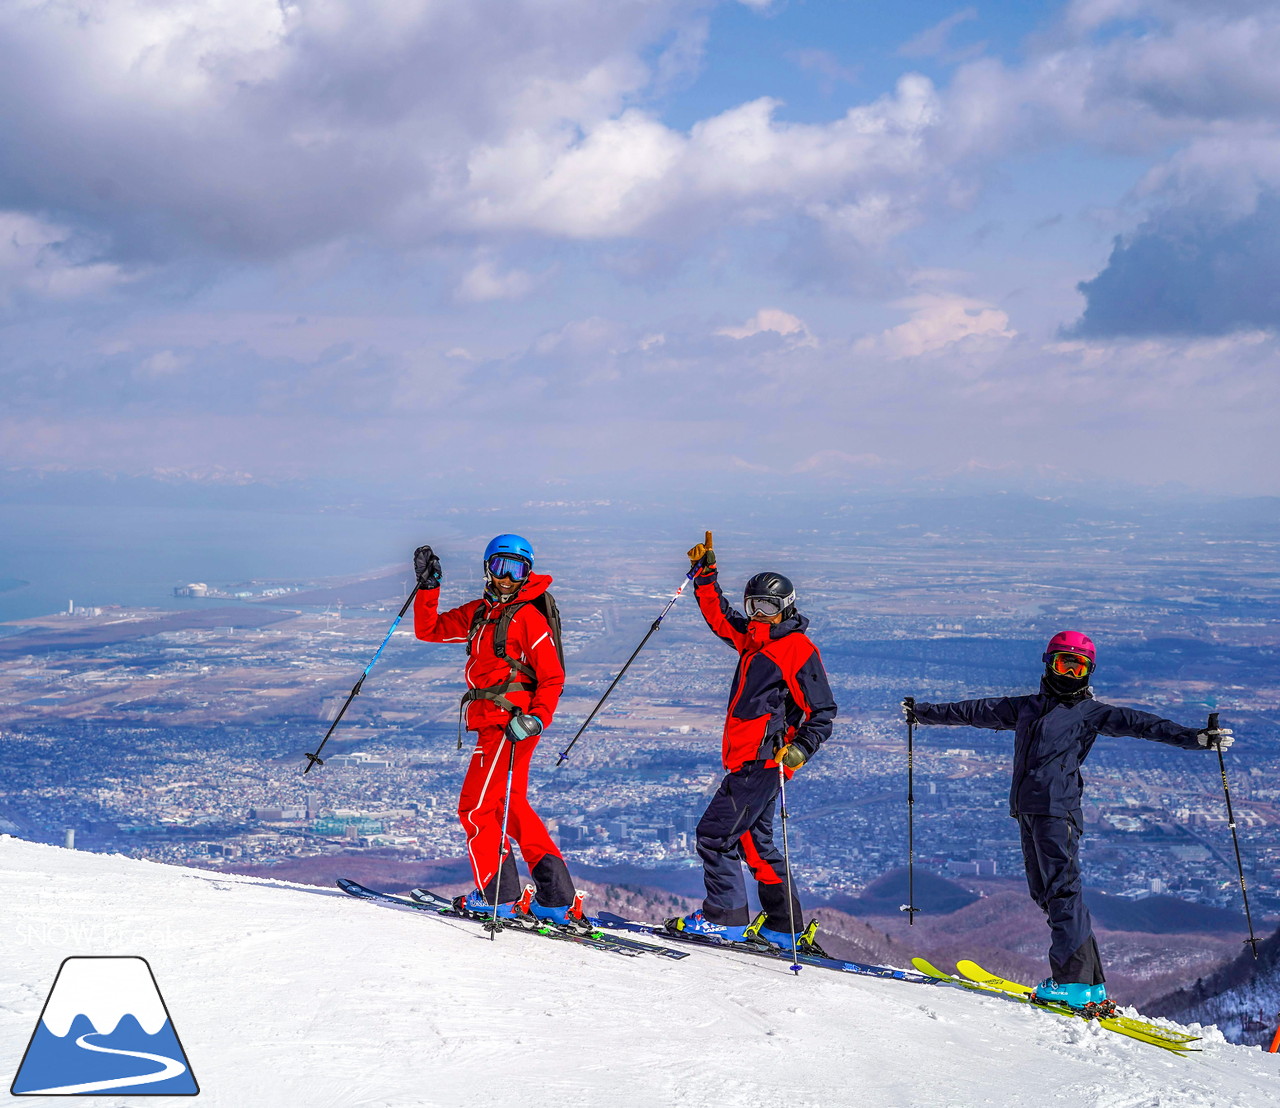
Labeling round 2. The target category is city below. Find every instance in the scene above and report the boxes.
[2,498,1277,945]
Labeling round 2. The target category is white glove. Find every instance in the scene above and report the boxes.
[1197,727,1234,751]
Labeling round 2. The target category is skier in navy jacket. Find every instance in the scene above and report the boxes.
[904,630,1234,1013]
[669,532,837,952]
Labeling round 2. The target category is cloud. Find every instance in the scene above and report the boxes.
[2,297,1278,494]
[0,212,128,304]
[0,0,960,286]
[1070,192,1280,336]
[716,308,814,344]
[456,256,542,302]
[855,294,1016,358]
[898,8,980,61]
[0,0,699,259]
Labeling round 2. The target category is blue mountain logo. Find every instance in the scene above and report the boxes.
[11,956,199,1096]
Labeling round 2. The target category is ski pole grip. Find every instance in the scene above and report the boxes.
[1208,711,1219,731]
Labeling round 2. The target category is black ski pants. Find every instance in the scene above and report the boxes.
[696,760,802,930]
[1018,811,1104,985]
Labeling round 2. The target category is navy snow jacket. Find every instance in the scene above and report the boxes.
[913,680,1204,817]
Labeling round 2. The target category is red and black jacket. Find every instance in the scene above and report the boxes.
[695,567,837,774]
[413,572,564,732]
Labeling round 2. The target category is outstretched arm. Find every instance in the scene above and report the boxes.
[1092,703,1204,750]
[912,696,1024,731]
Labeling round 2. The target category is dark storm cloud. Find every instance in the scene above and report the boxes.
[1071,194,1280,337]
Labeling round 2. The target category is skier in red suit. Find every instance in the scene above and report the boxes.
[411,534,580,924]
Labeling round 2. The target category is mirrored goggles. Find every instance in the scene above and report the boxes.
[1049,651,1092,678]
[744,594,788,619]
[485,554,531,581]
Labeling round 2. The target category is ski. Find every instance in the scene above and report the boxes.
[954,959,1199,1047]
[337,878,642,958]
[591,911,947,985]
[408,888,689,961]
[911,957,1199,1054]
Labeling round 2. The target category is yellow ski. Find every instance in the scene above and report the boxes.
[913,957,1199,1054]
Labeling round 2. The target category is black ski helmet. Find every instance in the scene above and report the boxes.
[743,572,796,619]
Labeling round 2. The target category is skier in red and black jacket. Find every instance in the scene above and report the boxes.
[412,534,582,926]
[669,531,837,951]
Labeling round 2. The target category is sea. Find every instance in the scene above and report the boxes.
[0,503,430,625]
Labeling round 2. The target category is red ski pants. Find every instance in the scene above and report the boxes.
[458,726,563,899]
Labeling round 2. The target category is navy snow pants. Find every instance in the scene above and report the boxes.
[696,761,802,930]
[1018,811,1104,986]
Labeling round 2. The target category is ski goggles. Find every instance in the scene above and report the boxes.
[485,554,531,581]
[1048,651,1093,678]
[744,593,792,619]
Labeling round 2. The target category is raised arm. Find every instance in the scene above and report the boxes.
[413,588,482,643]
[688,530,749,650]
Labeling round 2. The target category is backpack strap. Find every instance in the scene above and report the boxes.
[456,601,538,747]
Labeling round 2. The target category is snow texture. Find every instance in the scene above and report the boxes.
[1,836,1278,1107]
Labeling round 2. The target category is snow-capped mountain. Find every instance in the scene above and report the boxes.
[1,836,1277,1107]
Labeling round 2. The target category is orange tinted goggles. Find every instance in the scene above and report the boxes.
[1049,652,1092,677]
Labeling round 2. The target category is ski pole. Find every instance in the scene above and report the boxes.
[556,569,696,765]
[900,698,920,925]
[490,739,519,941]
[778,761,801,975]
[303,587,417,774]
[1209,711,1259,957]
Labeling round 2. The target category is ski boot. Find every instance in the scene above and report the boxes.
[744,912,830,957]
[665,911,748,943]
[454,888,521,925]
[1032,978,1096,1013]
[516,885,590,930]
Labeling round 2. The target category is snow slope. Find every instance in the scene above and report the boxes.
[1,837,1277,1108]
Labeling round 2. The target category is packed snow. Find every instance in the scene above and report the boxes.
[1,837,1277,1107]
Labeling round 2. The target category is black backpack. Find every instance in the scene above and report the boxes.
[456,594,564,743]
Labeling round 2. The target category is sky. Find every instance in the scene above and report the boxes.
[2,0,1280,499]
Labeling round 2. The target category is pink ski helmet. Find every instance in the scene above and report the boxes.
[1043,630,1095,666]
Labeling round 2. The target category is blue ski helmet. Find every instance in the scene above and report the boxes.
[484,533,534,565]
[483,534,534,588]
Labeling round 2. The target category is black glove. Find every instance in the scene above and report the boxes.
[504,713,544,743]
[413,545,442,590]
[902,697,918,726]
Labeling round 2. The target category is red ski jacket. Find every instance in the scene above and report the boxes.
[695,568,837,774]
[413,572,564,731]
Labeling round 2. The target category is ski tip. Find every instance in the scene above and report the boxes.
[910,956,954,980]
